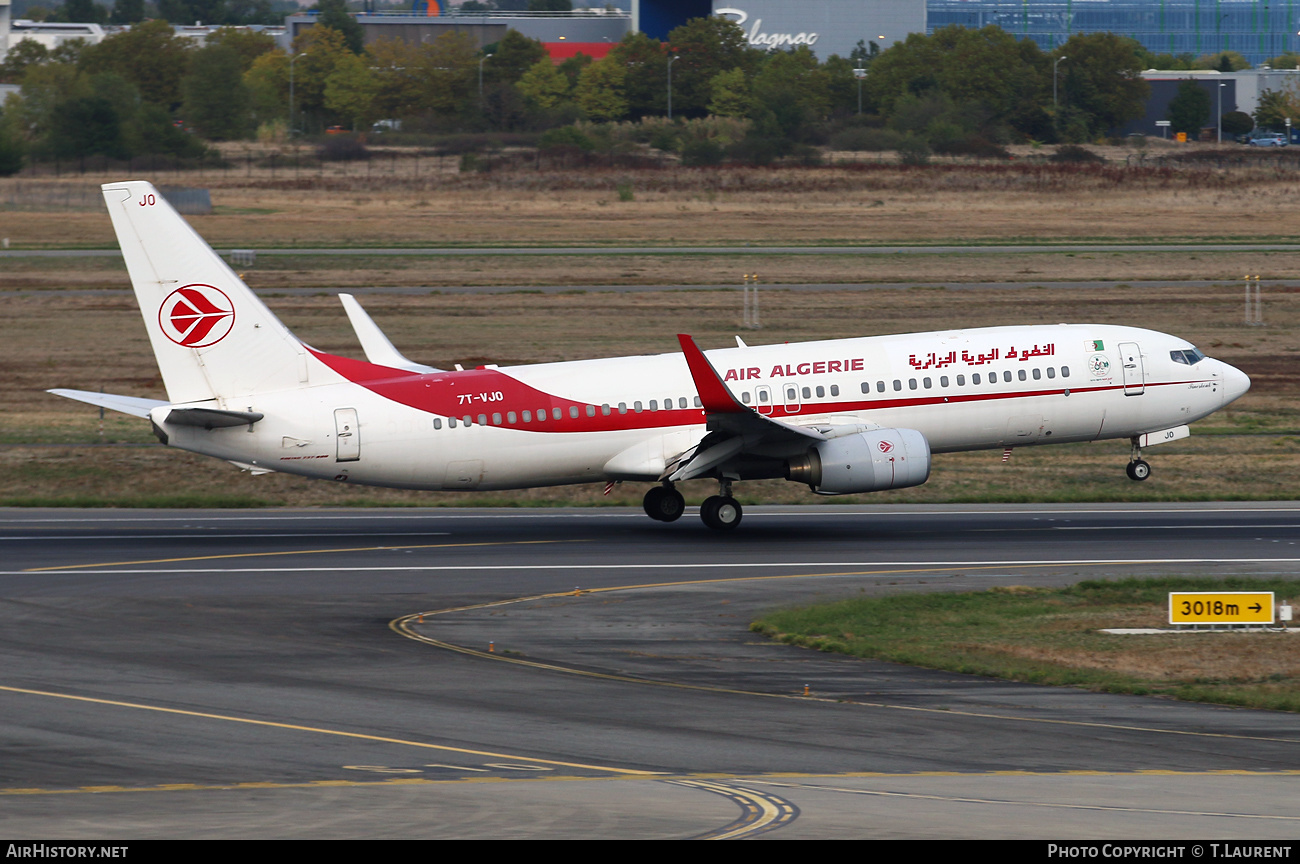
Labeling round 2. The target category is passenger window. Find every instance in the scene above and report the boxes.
[923,377,931,389]
[1061,366,1070,378]
[1003,371,1012,383]
[601,404,611,416]
[449,417,457,428]
[463,415,472,426]
[893,380,902,391]
[1047,367,1055,379]
[585,405,594,417]
[741,392,751,404]
[1032,368,1041,380]
[940,376,948,387]
[972,373,980,385]
[492,413,502,425]
[478,414,487,426]
[649,400,658,411]
[679,397,688,409]
[877,381,885,392]
[433,418,442,429]
[1017,369,1026,381]
[694,397,702,408]
[909,379,917,390]
[802,387,811,399]
[618,402,627,414]
[956,375,965,386]
[861,382,870,394]
[507,411,517,423]
[816,386,824,398]
[830,384,839,397]
[634,401,642,413]
[553,408,562,420]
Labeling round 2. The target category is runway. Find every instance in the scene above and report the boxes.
[2,503,1299,839]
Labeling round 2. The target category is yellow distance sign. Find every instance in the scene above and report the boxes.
[1169,592,1274,625]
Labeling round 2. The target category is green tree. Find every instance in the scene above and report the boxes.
[664,16,756,118]
[324,51,379,129]
[0,102,28,175]
[48,95,127,158]
[866,26,1047,140]
[1194,51,1250,72]
[707,67,749,118]
[483,29,547,87]
[55,0,107,23]
[574,56,627,121]
[79,20,192,108]
[314,0,364,55]
[528,0,570,9]
[1221,110,1254,137]
[1055,32,1149,137]
[206,27,278,73]
[1253,85,1300,130]
[183,43,251,139]
[0,39,51,84]
[109,0,144,23]
[516,57,570,111]
[1166,79,1210,135]
[1263,52,1300,70]
[606,30,667,118]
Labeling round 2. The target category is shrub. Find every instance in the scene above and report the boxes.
[318,135,369,162]
[538,125,594,152]
[896,136,931,165]
[680,137,725,166]
[830,126,905,152]
[1050,144,1105,163]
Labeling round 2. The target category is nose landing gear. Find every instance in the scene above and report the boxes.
[1126,437,1151,481]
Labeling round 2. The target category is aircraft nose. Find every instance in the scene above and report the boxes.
[1222,362,1251,406]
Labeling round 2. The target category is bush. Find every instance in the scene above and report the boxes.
[538,125,594,152]
[934,134,1011,159]
[896,136,931,165]
[317,135,369,162]
[830,126,905,152]
[1050,144,1105,163]
[680,137,725,166]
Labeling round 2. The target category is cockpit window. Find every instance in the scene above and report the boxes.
[1170,348,1206,365]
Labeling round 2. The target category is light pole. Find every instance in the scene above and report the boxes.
[1053,55,1067,110]
[667,54,679,120]
[288,52,306,138]
[854,66,866,115]
[479,53,493,107]
[1218,81,1226,143]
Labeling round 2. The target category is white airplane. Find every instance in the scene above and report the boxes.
[50,181,1251,530]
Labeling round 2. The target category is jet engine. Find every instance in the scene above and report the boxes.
[786,428,931,494]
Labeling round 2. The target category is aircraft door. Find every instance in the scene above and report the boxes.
[1119,342,1145,395]
[754,385,774,415]
[783,382,802,414]
[334,408,360,461]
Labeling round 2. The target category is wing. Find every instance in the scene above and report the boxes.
[666,335,825,482]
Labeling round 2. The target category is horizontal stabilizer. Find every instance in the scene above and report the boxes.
[47,388,168,418]
[339,294,442,374]
[166,407,264,429]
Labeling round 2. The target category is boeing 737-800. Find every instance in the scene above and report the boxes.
[50,181,1251,530]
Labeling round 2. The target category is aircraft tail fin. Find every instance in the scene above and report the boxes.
[100,181,311,404]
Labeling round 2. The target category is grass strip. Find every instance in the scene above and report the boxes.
[752,577,1300,712]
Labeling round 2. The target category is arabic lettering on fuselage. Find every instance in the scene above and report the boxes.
[909,343,1057,370]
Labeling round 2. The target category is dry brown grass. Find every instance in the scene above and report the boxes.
[7,152,1300,248]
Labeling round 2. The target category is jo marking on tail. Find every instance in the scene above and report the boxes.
[50,181,1250,530]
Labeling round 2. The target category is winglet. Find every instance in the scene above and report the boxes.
[677,334,748,414]
[339,293,443,374]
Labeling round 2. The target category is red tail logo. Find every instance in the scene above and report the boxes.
[159,285,235,347]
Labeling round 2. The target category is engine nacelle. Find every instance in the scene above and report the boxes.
[786,428,931,494]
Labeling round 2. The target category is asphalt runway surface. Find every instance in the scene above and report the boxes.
[2,503,1299,839]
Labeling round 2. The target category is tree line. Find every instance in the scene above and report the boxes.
[3,9,1298,176]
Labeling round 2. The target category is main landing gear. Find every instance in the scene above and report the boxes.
[641,481,743,530]
[1126,437,1151,482]
[643,483,686,522]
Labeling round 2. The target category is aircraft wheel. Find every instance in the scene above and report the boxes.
[700,495,743,531]
[644,486,685,522]
[1126,460,1151,481]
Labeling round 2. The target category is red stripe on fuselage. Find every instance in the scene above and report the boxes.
[308,348,1211,435]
